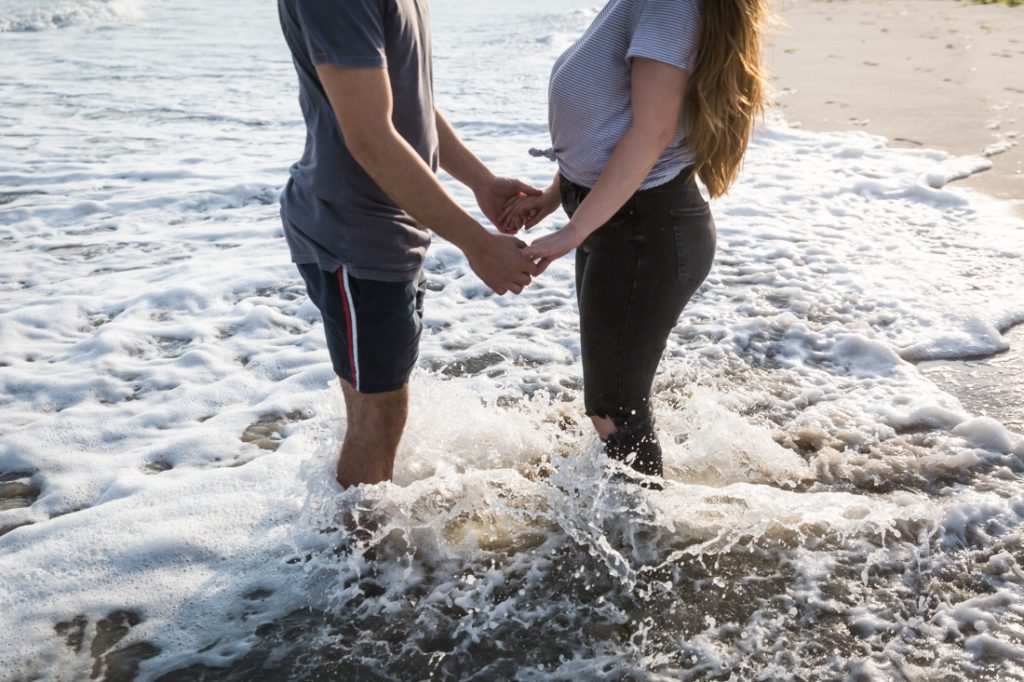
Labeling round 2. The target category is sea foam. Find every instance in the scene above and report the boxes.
[0,0,142,32]
[2,0,1024,678]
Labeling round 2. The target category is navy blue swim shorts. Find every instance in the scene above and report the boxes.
[296,263,425,394]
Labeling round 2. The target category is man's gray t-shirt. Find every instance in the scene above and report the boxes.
[278,0,437,282]
[548,0,701,190]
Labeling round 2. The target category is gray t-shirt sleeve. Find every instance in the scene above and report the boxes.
[293,0,387,68]
[625,0,701,72]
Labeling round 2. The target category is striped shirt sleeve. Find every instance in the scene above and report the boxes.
[626,0,701,73]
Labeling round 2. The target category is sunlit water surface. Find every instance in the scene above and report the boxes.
[2,0,1024,680]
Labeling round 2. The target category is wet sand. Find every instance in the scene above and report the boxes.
[919,325,1024,435]
[767,0,1024,432]
[766,0,1024,216]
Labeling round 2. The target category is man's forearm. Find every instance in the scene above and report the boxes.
[314,63,535,295]
[314,65,488,252]
[349,123,487,252]
[435,109,493,191]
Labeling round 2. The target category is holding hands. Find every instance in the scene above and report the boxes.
[494,178,581,274]
[469,173,581,290]
[465,175,544,295]
[497,180,560,234]
[474,176,544,230]
[464,231,537,296]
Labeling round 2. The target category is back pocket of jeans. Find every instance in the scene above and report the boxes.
[669,205,715,283]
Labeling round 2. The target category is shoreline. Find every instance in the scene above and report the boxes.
[920,325,1024,434]
[766,0,1024,433]
[766,0,1024,217]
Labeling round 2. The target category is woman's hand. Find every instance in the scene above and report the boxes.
[523,221,587,273]
[474,176,542,231]
[498,180,561,234]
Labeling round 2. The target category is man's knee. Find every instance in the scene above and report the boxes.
[341,380,409,443]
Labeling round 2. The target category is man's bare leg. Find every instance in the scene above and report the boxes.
[337,379,409,489]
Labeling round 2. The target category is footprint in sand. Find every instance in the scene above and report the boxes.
[240,410,312,452]
[54,610,160,682]
[0,475,38,512]
[0,472,40,537]
[141,459,174,475]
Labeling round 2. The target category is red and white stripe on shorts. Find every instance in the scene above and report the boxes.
[336,267,360,391]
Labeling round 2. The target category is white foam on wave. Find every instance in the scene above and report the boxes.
[0,0,142,32]
[2,0,1024,677]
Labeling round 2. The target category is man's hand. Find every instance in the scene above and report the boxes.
[433,110,541,233]
[465,231,538,295]
[473,177,542,233]
[499,183,561,234]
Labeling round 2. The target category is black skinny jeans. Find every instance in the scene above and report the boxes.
[561,168,716,478]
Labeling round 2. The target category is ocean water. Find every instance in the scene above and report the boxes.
[2,0,1024,680]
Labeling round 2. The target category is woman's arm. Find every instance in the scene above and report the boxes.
[435,109,541,228]
[524,57,690,269]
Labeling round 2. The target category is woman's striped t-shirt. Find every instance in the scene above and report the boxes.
[548,0,702,190]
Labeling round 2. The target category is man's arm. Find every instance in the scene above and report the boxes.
[435,110,541,230]
[315,64,536,294]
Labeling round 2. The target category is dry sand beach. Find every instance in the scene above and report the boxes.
[768,0,1024,215]
[768,0,1024,433]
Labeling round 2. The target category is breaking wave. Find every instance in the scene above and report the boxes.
[0,0,142,32]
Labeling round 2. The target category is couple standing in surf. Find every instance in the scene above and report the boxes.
[277,0,770,489]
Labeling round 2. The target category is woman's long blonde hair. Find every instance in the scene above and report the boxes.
[688,0,771,198]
